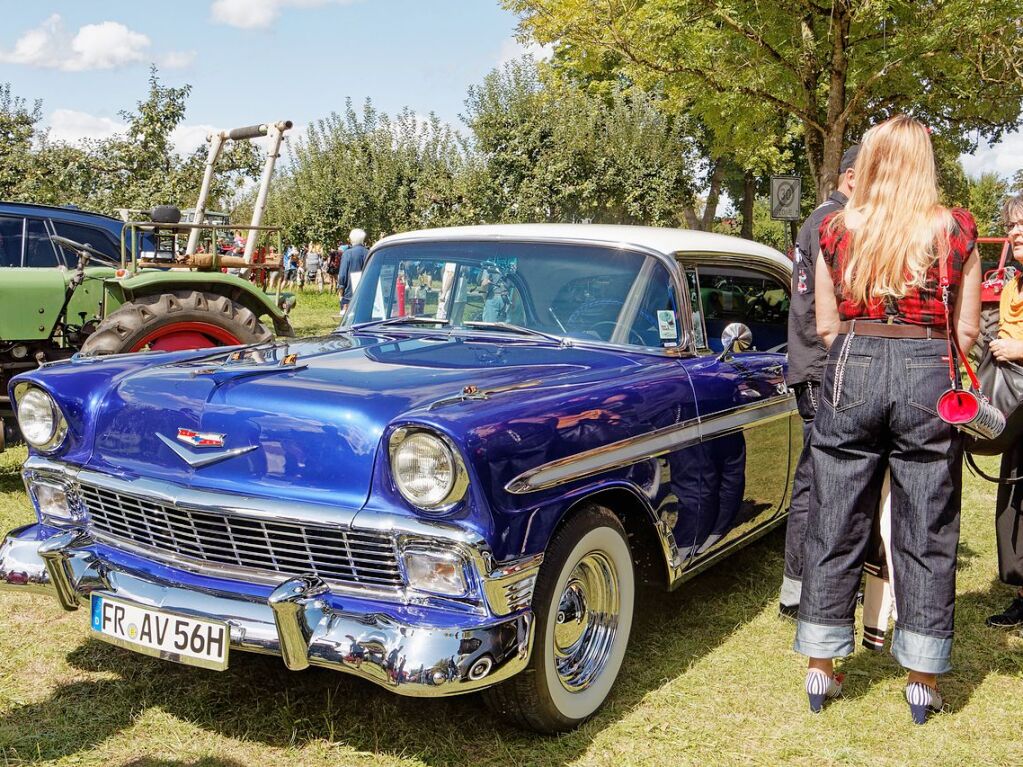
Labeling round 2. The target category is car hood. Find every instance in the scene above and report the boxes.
[84,332,648,508]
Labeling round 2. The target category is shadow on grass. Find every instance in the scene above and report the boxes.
[119,760,248,767]
[0,528,790,766]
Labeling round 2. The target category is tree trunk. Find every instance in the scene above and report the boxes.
[741,170,755,239]
[817,1,851,201]
[700,162,724,230]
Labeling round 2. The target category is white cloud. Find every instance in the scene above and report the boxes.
[210,0,358,30]
[497,36,553,67]
[960,130,1023,180]
[159,50,197,69]
[0,14,190,72]
[47,109,125,143]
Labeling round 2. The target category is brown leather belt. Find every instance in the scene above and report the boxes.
[838,320,948,339]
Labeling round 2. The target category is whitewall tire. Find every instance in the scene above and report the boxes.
[483,504,635,733]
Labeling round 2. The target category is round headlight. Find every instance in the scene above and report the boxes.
[391,430,463,509]
[17,387,65,450]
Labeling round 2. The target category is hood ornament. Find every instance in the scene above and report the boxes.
[157,430,257,468]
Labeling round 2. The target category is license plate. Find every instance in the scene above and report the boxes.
[90,594,229,671]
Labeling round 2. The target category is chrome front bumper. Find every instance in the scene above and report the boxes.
[0,523,534,696]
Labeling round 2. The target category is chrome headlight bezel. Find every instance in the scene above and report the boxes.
[388,427,469,512]
[25,473,82,525]
[398,544,472,598]
[14,383,68,453]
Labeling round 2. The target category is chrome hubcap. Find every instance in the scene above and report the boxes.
[553,551,620,692]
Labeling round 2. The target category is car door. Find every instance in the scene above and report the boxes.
[673,255,798,566]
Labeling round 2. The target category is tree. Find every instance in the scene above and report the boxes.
[968,172,1010,236]
[0,84,43,200]
[256,99,473,246]
[505,0,1023,202]
[1,69,260,216]
[463,58,703,226]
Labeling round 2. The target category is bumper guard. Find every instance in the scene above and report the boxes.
[0,523,534,696]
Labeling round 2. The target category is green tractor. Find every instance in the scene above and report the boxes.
[0,121,296,450]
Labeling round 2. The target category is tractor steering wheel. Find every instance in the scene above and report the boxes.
[50,235,108,264]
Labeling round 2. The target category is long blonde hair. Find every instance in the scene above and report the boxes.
[830,115,954,305]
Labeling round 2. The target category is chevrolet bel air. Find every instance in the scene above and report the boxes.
[1,224,799,732]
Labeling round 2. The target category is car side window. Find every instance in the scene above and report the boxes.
[24,218,61,267]
[695,264,790,353]
[51,220,122,266]
[0,215,25,267]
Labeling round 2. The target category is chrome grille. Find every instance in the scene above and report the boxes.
[78,482,402,589]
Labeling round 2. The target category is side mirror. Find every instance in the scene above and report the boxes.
[718,322,752,361]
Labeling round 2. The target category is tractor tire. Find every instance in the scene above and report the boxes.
[81,290,273,355]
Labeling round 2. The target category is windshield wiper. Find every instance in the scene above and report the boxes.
[351,315,450,330]
[462,321,570,346]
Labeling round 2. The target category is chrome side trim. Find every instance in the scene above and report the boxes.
[506,395,796,494]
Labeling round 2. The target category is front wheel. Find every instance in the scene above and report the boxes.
[483,504,635,733]
[81,290,273,354]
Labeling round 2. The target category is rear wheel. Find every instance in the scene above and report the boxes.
[81,290,273,355]
[483,504,635,733]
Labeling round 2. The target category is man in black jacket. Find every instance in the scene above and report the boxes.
[779,145,859,618]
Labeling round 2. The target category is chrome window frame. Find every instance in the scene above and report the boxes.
[350,237,697,358]
[674,251,792,355]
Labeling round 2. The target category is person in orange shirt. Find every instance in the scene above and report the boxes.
[986,193,1023,629]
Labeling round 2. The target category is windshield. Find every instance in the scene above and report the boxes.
[342,240,683,349]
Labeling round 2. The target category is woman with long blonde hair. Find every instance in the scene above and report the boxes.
[794,115,980,724]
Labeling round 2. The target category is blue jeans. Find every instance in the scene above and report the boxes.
[794,334,963,674]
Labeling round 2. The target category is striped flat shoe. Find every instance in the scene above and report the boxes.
[905,682,943,724]
[806,669,844,713]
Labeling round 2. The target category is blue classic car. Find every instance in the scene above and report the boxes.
[0,224,798,732]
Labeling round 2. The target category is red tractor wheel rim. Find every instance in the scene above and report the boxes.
[131,322,243,352]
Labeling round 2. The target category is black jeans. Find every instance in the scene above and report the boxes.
[996,442,1023,588]
[780,382,818,608]
[794,335,963,674]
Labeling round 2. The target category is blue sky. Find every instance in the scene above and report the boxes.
[0,1,1017,184]
[0,1,535,153]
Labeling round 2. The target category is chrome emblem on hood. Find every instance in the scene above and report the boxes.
[176,428,225,448]
[157,431,257,469]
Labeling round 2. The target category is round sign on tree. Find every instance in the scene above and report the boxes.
[770,176,802,221]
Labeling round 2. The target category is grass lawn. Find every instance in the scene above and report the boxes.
[1,293,1021,766]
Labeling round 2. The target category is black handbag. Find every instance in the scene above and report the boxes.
[966,348,1023,456]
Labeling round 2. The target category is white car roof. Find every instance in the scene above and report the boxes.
[377,223,789,270]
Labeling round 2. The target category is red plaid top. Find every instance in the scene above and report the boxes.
[819,207,977,326]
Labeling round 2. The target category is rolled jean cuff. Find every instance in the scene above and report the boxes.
[793,619,855,659]
[780,575,802,608]
[891,626,953,674]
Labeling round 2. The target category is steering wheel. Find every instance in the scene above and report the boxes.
[50,235,108,263]
[568,300,659,346]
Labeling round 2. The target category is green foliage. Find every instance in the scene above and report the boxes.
[463,59,701,225]
[253,100,473,247]
[0,69,260,216]
[0,84,43,200]
[506,0,1023,201]
[969,172,1011,236]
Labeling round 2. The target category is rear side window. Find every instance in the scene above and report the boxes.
[24,218,61,267]
[51,220,122,266]
[0,215,24,267]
